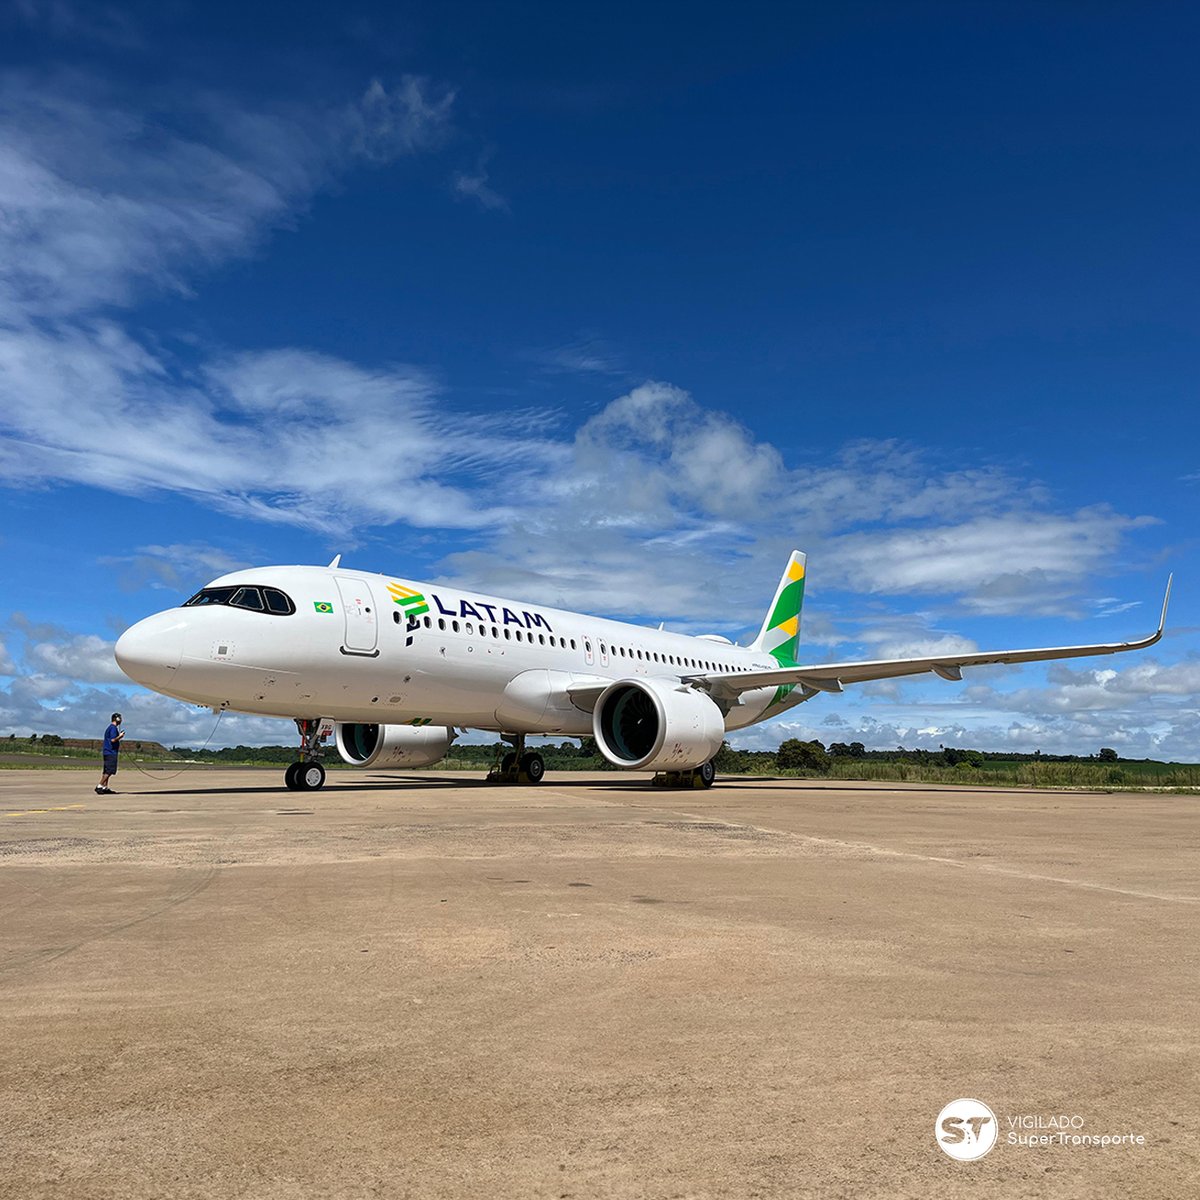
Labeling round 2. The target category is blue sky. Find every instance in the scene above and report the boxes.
[1,1,1197,757]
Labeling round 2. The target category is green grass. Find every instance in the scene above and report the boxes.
[4,741,1197,791]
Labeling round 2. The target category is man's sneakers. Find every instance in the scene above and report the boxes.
[95,785,115,794]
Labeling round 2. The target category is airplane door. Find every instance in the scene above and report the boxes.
[335,577,379,656]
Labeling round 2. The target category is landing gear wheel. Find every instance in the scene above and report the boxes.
[696,760,716,789]
[297,762,326,791]
[285,762,303,790]
[520,751,545,784]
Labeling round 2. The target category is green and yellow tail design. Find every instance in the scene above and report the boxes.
[752,551,806,666]
[750,551,806,709]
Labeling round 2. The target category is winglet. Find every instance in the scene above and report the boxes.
[328,554,342,569]
[1159,574,1173,634]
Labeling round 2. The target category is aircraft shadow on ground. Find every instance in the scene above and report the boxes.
[118,774,1079,798]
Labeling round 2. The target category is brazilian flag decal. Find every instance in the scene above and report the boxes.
[314,600,335,613]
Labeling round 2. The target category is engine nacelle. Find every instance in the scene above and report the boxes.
[593,677,725,771]
[335,723,456,769]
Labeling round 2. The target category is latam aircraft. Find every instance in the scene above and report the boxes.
[114,553,1172,791]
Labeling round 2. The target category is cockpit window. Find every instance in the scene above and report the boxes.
[231,587,264,611]
[264,588,293,614]
[184,587,237,607]
[183,586,295,615]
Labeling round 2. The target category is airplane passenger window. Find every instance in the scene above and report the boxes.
[504,628,510,639]
[452,620,460,633]
[465,622,473,634]
[539,634,546,645]
[438,618,446,631]
[424,616,432,628]
[570,639,576,650]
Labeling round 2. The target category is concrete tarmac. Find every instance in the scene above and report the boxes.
[1,768,1197,1199]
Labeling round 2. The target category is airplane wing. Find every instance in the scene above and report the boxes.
[566,577,1172,713]
[695,576,1173,702]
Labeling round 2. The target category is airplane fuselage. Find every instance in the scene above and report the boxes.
[115,564,791,735]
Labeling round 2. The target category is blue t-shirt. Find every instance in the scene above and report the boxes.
[103,724,122,755]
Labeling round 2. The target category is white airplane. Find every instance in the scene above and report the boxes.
[114,552,1172,791]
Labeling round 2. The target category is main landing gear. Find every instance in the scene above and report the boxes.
[487,732,545,785]
[286,718,328,791]
[652,760,716,789]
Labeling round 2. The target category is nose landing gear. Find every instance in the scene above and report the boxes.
[287,718,329,790]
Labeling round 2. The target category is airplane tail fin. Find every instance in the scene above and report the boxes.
[749,551,806,666]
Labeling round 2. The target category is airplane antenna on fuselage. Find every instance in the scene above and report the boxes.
[327,554,342,569]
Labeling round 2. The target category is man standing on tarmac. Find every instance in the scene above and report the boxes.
[97,712,124,794]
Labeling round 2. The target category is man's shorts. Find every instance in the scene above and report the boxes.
[103,755,118,776]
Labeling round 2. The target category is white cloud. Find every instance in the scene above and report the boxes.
[0,638,15,676]
[0,71,454,320]
[24,632,123,683]
[822,512,1157,615]
[996,657,1200,714]
[436,383,1157,630]
[0,676,289,747]
[0,334,555,533]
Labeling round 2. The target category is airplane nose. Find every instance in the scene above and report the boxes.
[115,612,186,689]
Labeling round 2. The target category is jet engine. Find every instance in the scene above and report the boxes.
[593,677,724,771]
[335,723,456,769]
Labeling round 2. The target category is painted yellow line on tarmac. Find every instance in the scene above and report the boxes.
[2,804,86,818]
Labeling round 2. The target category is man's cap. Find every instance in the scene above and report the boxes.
[111,712,122,721]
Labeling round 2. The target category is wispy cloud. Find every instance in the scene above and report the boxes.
[0,334,555,532]
[0,70,455,320]
[9,0,141,48]
[452,151,508,211]
[526,334,625,376]
[100,542,256,594]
